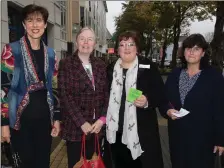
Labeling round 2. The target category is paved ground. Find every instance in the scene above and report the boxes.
[50,112,171,168]
[50,140,68,168]
[51,137,62,153]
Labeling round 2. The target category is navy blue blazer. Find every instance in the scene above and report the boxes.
[162,67,224,168]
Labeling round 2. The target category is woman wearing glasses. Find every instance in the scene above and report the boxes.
[106,31,166,168]
[162,34,224,168]
[58,27,109,168]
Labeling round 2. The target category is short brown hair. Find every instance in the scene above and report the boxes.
[181,33,209,70]
[22,4,49,23]
[118,31,140,52]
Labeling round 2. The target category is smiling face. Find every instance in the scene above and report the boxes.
[23,12,46,40]
[76,28,96,55]
[118,37,137,63]
[184,45,205,65]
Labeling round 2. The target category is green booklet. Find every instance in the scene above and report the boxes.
[127,88,142,103]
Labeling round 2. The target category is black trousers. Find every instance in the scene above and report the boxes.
[111,133,142,168]
[11,117,52,168]
[66,134,103,168]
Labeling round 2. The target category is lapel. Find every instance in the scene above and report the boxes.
[20,36,48,85]
[181,69,205,108]
[173,69,182,109]
[172,68,204,109]
[91,56,101,91]
[137,57,149,81]
[43,42,48,83]
[72,53,95,91]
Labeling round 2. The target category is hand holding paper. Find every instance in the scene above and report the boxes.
[134,95,148,108]
[172,108,190,118]
[127,88,147,108]
[127,88,142,103]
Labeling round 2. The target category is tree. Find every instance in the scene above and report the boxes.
[170,1,216,68]
[152,2,176,68]
[210,1,224,71]
[114,1,216,69]
[114,2,159,57]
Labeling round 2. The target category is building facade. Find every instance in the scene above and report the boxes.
[1,0,68,60]
[72,1,108,57]
[1,1,109,58]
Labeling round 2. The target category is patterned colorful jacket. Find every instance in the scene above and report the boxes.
[1,38,59,130]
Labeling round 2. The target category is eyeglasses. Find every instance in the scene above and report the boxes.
[185,46,202,53]
[119,42,136,48]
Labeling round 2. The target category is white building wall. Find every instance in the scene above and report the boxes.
[1,1,9,51]
[1,0,67,60]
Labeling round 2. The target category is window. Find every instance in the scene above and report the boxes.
[88,14,91,27]
[89,1,91,11]
[8,7,24,42]
[57,1,67,41]
[85,8,88,26]
[61,50,67,59]
[93,2,96,19]
[80,6,85,27]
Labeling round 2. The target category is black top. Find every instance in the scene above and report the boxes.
[33,49,45,83]
[118,68,128,133]
[22,48,50,120]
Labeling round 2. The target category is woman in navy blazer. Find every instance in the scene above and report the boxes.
[163,34,224,168]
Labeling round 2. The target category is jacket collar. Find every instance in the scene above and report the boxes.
[71,51,100,91]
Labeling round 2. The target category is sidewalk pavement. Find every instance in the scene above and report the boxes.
[50,113,171,168]
[50,140,67,168]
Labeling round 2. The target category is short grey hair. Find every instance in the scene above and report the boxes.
[76,26,96,42]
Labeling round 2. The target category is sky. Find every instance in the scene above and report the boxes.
[106,1,216,36]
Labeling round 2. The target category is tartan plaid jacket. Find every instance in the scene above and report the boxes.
[58,52,109,141]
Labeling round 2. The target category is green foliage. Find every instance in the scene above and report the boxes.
[114,1,217,66]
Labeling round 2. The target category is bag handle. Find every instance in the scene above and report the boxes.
[80,134,86,159]
[94,134,101,156]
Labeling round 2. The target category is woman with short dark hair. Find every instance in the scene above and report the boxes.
[106,31,166,168]
[163,33,224,168]
[1,4,60,168]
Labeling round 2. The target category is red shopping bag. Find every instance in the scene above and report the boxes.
[73,135,89,168]
[89,134,105,168]
[73,134,105,168]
